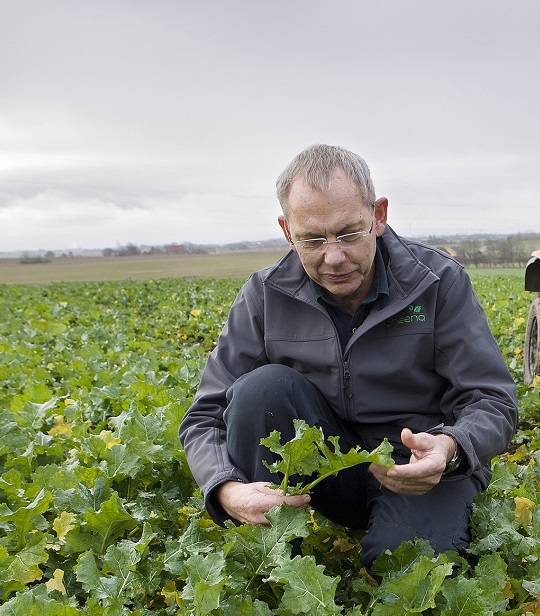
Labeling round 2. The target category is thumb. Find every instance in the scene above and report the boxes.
[401,428,434,453]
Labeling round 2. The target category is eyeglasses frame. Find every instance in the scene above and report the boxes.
[291,219,374,252]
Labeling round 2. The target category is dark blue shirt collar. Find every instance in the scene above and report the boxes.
[312,243,389,353]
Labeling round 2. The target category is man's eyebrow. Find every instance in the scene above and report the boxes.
[331,221,368,236]
[337,221,367,234]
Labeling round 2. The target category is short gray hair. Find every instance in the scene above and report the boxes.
[276,144,376,216]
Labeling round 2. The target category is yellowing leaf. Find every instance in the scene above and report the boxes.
[99,430,121,449]
[308,509,320,532]
[45,568,67,595]
[190,309,201,317]
[161,580,182,607]
[333,537,356,553]
[48,415,73,436]
[19,565,43,584]
[53,511,77,540]
[514,497,534,526]
[502,578,515,600]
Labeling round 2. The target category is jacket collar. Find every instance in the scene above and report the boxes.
[263,225,438,304]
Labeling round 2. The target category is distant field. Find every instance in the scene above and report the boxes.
[0,251,289,285]
[0,251,528,286]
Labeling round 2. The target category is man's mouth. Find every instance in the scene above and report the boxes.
[323,272,353,282]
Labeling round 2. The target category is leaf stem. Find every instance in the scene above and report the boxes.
[300,470,340,494]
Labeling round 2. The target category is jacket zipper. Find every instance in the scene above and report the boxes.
[343,360,351,390]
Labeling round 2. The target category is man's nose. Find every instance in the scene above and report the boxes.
[323,242,347,264]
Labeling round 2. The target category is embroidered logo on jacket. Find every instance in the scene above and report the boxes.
[386,304,427,327]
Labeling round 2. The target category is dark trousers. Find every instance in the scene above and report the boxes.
[223,364,481,569]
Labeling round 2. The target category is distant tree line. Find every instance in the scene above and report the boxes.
[97,235,539,268]
[19,250,56,264]
[102,243,159,257]
[429,233,540,268]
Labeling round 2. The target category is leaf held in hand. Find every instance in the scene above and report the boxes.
[261,419,394,494]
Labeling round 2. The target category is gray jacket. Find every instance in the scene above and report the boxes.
[179,226,518,515]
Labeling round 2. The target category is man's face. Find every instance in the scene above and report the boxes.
[279,167,388,313]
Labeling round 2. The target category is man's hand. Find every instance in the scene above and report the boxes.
[215,481,311,525]
[369,428,456,495]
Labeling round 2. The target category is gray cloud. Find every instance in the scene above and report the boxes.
[1,0,539,251]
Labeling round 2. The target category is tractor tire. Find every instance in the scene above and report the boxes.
[524,295,540,386]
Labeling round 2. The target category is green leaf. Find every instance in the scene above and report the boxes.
[75,550,118,600]
[0,488,52,551]
[303,435,394,493]
[181,552,227,614]
[75,544,144,607]
[4,532,49,586]
[488,459,520,493]
[225,504,309,579]
[523,578,540,597]
[193,579,227,616]
[0,585,81,615]
[367,541,454,614]
[474,553,510,613]
[268,555,342,615]
[101,443,145,481]
[218,595,273,615]
[372,538,436,580]
[54,474,112,517]
[83,491,137,553]
[261,419,394,495]
[441,577,492,615]
[469,491,537,558]
[163,514,216,576]
[102,540,143,598]
[261,420,323,493]
[379,557,452,613]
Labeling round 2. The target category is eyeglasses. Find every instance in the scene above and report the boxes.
[292,220,374,253]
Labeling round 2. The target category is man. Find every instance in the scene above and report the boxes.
[179,144,518,569]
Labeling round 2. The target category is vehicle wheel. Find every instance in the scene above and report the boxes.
[524,296,540,385]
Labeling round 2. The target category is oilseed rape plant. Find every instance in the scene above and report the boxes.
[0,273,539,614]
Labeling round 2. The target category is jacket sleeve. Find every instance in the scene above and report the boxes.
[432,266,518,483]
[178,273,268,523]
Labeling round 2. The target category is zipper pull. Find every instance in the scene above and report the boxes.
[343,361,351,389]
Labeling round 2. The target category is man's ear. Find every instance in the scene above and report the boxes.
[374,197,389,237]
[278,215,294,246]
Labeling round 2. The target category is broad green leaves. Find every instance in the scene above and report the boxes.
[0,275,539,614]
[268,555,343,615]
[0,279,225,610]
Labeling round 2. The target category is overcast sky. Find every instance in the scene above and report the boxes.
[1,1,539,252]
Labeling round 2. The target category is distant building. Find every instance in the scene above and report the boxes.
[164,244,186,254]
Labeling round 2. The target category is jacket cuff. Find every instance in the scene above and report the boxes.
[426,425,473,477]
[202,468,248,526]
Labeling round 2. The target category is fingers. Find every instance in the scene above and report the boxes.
[369,462,440,495]
[368,429,450,495]
[216,481,311,526]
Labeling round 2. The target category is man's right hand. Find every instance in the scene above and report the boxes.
[215,481,311,525]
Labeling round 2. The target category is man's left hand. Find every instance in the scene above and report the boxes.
[369,428,456,495]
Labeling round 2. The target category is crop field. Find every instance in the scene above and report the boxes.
[1,271,540,614]
[0,251,288,285]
